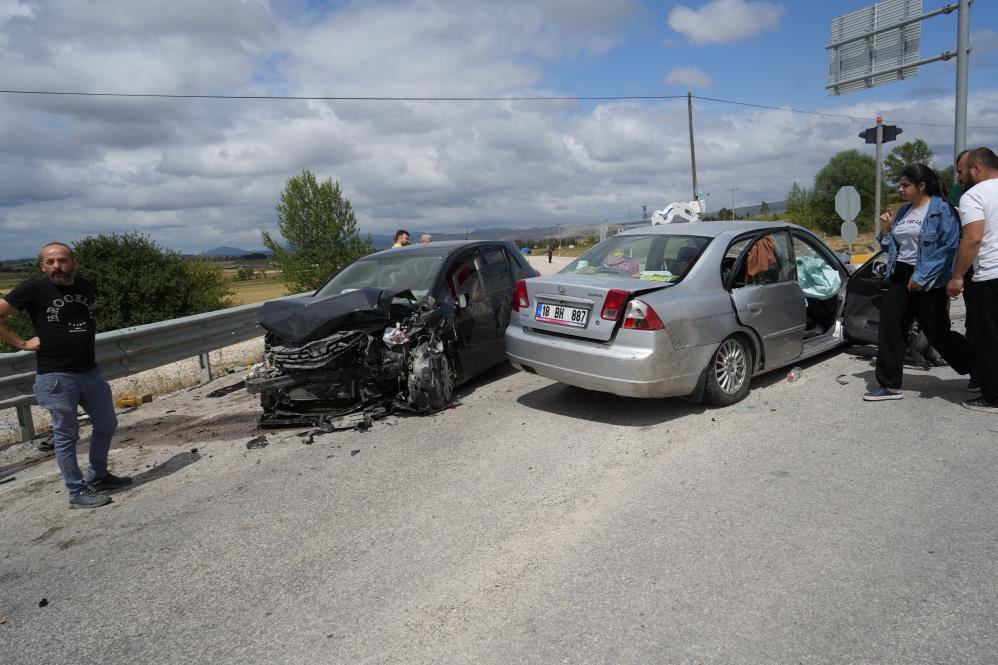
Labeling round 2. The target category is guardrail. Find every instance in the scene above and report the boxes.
[1,299,279,443]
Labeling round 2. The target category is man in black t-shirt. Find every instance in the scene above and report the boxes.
[0,242,131,508]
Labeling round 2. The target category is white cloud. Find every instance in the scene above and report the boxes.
[665,66,713,89]
[668,0,783,45]
[972,28,998,53]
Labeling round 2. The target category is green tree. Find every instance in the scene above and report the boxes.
[262,170,373,293]
[759,201,770,216]
[785,182,815,229]
[73,232,233,332]
[884,139,934,187]
[810,150,881,234]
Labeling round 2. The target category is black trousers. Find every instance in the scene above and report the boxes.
[967,276,998,403]
[875,262,974,389]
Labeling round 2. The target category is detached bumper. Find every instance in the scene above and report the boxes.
[504,323,713,398]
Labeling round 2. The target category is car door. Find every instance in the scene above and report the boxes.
[443,249,493,378]
[727,230,805,369]
[842,251,888,345]
[478,246,516,362]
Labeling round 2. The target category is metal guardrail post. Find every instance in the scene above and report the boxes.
[16,404,35,442]
[199,352,213,384]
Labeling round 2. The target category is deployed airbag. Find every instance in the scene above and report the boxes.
[796,255,842,300]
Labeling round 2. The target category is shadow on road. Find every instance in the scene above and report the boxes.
[516,382,705,427]
[126,451,202,491]
[456,362,518,399]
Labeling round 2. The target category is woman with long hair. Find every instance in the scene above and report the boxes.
[865,163,975,401]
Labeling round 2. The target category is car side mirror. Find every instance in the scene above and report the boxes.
[872,262,888,279]
[458,293,469,309]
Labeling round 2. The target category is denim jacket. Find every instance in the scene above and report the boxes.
[877,195,960,290]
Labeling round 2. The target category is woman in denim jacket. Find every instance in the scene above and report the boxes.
[865,163,975,401]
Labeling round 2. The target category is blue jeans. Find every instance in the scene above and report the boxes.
[32,368,118,496]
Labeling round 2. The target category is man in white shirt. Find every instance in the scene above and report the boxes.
[948,147,998,412]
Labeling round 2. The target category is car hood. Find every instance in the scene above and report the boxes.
[259,287,403,345]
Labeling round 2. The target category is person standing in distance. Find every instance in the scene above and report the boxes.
[864,164,973,401]
[948,147,998,413]
[0,242,131,508]
[392,229,410,248]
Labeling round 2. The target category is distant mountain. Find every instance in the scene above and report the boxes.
[200,246,274,258]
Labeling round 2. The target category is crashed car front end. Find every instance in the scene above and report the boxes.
[245,287,458,428]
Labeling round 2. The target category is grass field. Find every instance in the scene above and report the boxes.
[228,279,288,305]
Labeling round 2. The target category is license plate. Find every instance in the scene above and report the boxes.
[535,302,589,327]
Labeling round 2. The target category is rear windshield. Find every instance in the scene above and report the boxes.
[561,234,711,282]
[316,254,444,298]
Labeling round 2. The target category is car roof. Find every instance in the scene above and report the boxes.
[363,239,507,259]
[617,219,802,239]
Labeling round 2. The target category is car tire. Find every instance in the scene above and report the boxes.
[407,343,456,412]
[703,336,753,406]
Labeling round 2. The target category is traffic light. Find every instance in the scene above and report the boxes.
[859,125,902,144]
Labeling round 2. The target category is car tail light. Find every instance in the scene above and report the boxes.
[622,298,665,330]
[601,289,629,321]
[512,279,529,312]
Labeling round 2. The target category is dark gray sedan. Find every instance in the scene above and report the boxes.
[506,221,881,405]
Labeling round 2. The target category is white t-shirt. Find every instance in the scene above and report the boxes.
[959,178,998,281]
[893,203,927,265]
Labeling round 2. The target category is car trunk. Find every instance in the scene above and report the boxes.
[523,274,671,342]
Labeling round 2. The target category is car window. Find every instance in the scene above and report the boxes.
[562,234,710,282]
[480,246,513,290]
[729,231,795,288]
[316,254,443,298]
[446,251,484,298]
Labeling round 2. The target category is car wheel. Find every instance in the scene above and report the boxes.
[703,336,752,406]
[407,343,456,412]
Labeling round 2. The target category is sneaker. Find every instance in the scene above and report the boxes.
[864,387,903,401]
[962,397,998,414]
[88,473,133,491]
[69,486,112,509]
[967,377,981,393]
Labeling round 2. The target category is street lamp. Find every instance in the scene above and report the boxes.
[726,187,739,219]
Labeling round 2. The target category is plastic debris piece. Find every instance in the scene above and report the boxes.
[245,435,269,450]
[38,599,48,608]
[786,367,803,382]
[0,475,15,485]
[115,394,153,408]
[206,380,246,398]
[382,323,411,347]
[350,450,360,456]
[835,374,849,385]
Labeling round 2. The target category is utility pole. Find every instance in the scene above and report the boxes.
[687,92,698,202]
[727,187,739,218]
[954,0,971,166]
[874,116,884,233]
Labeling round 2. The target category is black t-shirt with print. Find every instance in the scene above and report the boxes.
[3,276,97,373]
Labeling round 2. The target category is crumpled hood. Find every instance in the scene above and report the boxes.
[259,287,399,345]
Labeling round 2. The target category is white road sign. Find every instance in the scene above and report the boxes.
[835,186,861,222]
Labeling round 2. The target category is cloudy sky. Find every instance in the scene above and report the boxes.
[1,0,997,258]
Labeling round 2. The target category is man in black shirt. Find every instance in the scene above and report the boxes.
[0,242,131,508]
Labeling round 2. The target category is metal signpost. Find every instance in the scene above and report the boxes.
[827,0,973,164]
[835,186,862,255]
[859,116,902,233]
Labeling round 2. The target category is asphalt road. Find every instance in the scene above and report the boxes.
[1,264,995,664]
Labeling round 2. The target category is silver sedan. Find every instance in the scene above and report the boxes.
[506,221,874,405]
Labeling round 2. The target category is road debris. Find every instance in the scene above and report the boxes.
[786,367,803,382]
[245,435,269,450]
[835,374,850,385]
[115,394,152,408]
[38,599,48,608]
[206,380,247,398]
[0,475,15,485]
[350,450,360,456]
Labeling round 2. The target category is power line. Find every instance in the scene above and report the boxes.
[1,87,995,130]
[693,95,998,130]
[0,89,686,102]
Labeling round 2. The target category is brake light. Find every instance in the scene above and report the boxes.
[622,298,665,330]
[601,289,629,321]
[512,279,529,312]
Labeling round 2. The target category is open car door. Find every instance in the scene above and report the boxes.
[727,230,806,369]
[842,251,887,345]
